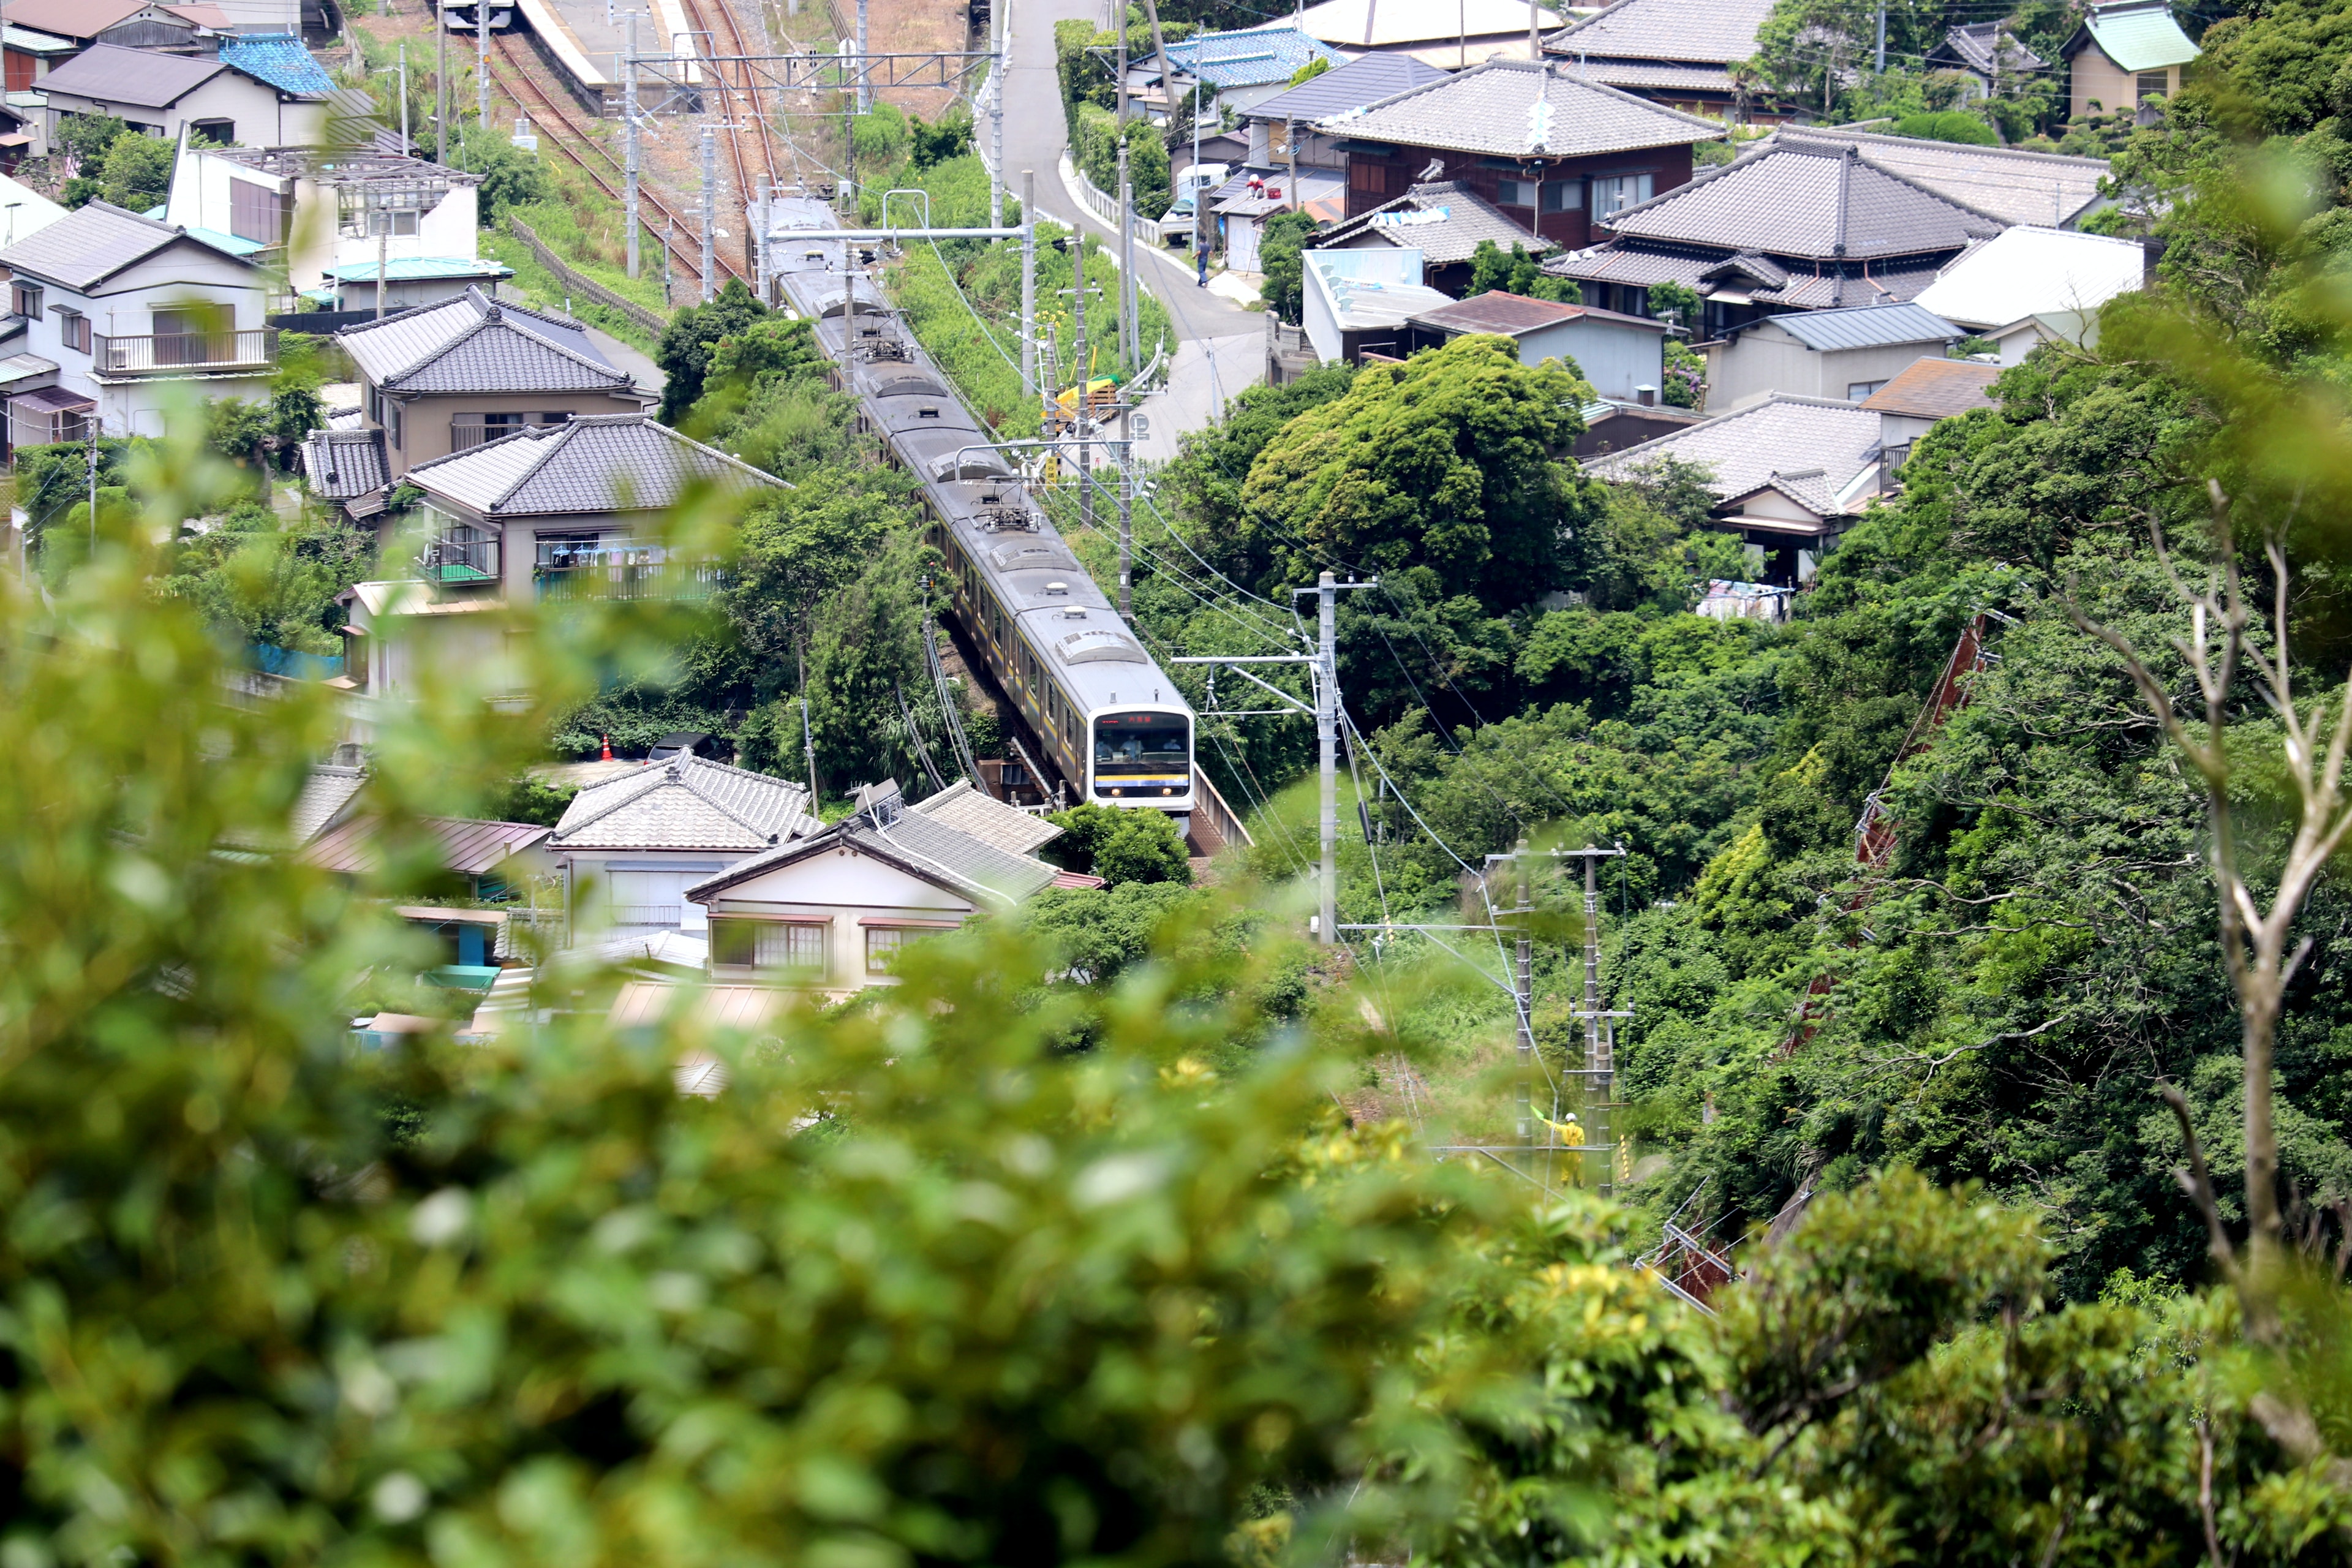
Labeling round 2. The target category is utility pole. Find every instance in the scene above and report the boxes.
[399,41,409,153]
[1316,571,1336,946]
[798,639,819,804]
[1528,0,1539,61]
[1116,403,1133,619]
[375,221,390,318]
[987,0,1004,228]
[477,0,489,133]
[85,410,97,551]
[1117,139,1133,375]
[755,178,770,303]
[1874,1,1885,73]
[856,0,870,110]
[1515,845,1534,1150]
[699,119,716,301]
[1019,168,1036,395]
[1072,230,1091,537]
[1581,848,1607,1196]
[1191,79,1204,285]
[624,11,640,277]
[437,9,449,163]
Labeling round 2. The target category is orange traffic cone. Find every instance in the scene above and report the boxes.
[600,734,612,761]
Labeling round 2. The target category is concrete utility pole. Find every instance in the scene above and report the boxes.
[1316,570,1336,945]
[477,0,489,132]
[988,0,1004,228]
[1019,168,1036,395]
[699,119,717,301]
[437,10,449,163]
[856,0,870,110]
[1528,0,1540,61]
[375,222,390,318]
[624,12,641,277]
[1581,848,1607,1195]
[1072,229,1091,536]
[1515,845,1534,1148]
[1117,138,1133,374]
[755,179,771,302]
[1874,1,1885,72]
[398,41,409,153]
[1116,402,1132,619]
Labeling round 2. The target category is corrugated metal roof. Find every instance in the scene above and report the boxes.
[1241,50,1450,121]
[0,199,189,291]
[2075,0,2198,71]
[1859,356,2002,418]
[37,42,224,107]
[1544,0,1775,67]
[0,0,148,41]
[1761,301,1959,350]
[407,415,782,518]
[217,34,333,97]
[1908,225,2145,329]
[1316,57,1722,157]
[1162,24,1346,89]
[1602,139,2003,260]
[321,255,513,281]
[303,815,551,875]
[1294,0,1558,49]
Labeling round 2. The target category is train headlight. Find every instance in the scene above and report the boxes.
[1161,787,1174,796]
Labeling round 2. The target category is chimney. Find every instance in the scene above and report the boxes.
[1636,384,1657,407]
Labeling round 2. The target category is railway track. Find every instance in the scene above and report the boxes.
[489,30,750,288]
[675,0,780,280]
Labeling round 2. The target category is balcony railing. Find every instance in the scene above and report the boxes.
[451,419,521,453]
[420,532,501,586]
[94,328,278,374]
[535,557,723,603]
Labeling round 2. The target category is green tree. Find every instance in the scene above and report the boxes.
[55,112,126,205]
[1256,209,1323,324]
[909,108,973,170]
[1239,334,1595,609]
[1045,801,1192,885]
[654,277,769,423]
[1466,239,1580,303]
[457,124,553,222]
[802,531,940,786]
[1892,109,2000,146]
[97,132,174,213]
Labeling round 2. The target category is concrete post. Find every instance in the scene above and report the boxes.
[1317,570,1336,945]
[1019,168,1036,396]
[699,121,716,301]
[624,12,640,278]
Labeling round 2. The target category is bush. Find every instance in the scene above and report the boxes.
[1045,801,1192,885]
[99,132,174,212]
[1891,110,2000,146]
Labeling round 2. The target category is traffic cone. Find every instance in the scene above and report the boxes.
[600,734,612,761]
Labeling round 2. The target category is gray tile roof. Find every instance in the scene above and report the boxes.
[1544,0,1776,67]
[405,415,784,518]
[1600,138,2005,260]
[1928,22,2046,76]
[551,753,813,853]
[684,789,1060,907]
[1773,126,2110,228]
[1241,51,1452,123]
[291,764,368,845]
[298,428,388,499]
[1584,59,1738,92]
[1316,57,1722,158]
[1583,394,1884,518]
[0,200,214,291]
[337,286,628,395]
[1412,288,1667,335]
[36,42,224,108]
[1312,179,1559,265]
[1762,301,1959,350]
[911,778,1063,856]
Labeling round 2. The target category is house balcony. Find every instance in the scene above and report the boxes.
[533,540,721,602]
[420,530,501,587]
[92,328,279,376]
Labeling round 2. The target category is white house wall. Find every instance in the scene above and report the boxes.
[1709,328,1950,407]
[49,75,322,151]
[1546,318,1664,402]
[704,842,980,992]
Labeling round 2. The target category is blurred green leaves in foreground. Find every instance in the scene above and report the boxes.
[9,423,2352,1567]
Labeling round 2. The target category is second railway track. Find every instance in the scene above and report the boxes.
[489,30,750,288]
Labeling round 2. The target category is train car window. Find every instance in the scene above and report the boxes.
[1093,712,1191,780]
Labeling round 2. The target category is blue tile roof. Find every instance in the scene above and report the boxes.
[1162,24,1344,90]
[219,34,334,98]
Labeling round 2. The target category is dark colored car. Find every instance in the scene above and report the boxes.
[648,731,722,763]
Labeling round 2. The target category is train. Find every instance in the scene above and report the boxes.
[763,196,1201,834]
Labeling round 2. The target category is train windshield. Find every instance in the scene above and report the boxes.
[1092,710,1191,775]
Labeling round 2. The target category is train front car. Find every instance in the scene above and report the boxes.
[1088,707,1194,807]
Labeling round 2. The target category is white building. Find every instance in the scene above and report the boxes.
[1403,289,1667,402]
[1910,225,2146,333]
[1301,246,1451,364]
[36,39,329,151]
[1703,303,1963,410]
[162,140,489,302]
[0,198,271,447]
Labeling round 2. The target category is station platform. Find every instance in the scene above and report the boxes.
[514,0,701,115]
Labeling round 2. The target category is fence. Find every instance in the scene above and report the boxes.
[505,217,671,338]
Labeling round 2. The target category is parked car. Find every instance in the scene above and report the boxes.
[648,731,723,763]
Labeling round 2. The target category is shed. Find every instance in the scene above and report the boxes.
[1704,301,1961,409]
[1302,246,1453,364]
[1403,288,1665,400]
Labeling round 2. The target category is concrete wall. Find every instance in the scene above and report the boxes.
[1303,245,1424,363]
[2070,47,2177,119]
[1708,323,1948,407]
[1543,317,1664,401]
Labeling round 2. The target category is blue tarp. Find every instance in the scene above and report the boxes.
[250,643,343,680]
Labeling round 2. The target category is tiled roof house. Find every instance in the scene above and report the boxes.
[1317,58,1725,257]
[1540,0,1781,119]
[1768,124,2113,229]
[549,753,816,935]
[2062,0,2199,120]
[1546,134,2007,331]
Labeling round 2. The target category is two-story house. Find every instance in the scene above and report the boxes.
[1540,0,1779,122]
[2062,0,2199,120]
[162,141,500,307]
[331,414,782,714]
[1318,59,1724,254]
[36,36,328,152]
[0,198,272,448]
[320,287,652,498]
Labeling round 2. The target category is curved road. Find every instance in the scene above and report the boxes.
[1000,0,1265,455]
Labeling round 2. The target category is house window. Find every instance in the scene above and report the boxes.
[10,282,37,319]
[1594,173,1654,219]
[371,208,420,237]
[388,404,403,450]
[365,384,383,426]
[1846,379,1889,401]
[51,307,86,353]
[2136,69,2170,99]
[1494,178,1534,209]
[1348,160,1389,196]
[865,927,908,974]
[1540,181,1582,214]
[228,178,283,243]
[755,921,826,973]
[190,118,235,146]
